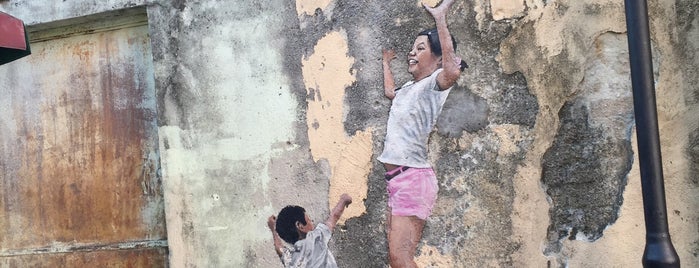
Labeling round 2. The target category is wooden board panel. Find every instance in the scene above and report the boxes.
[0,10,166,266]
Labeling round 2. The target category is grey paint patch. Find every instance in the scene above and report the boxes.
[542,100,632,252]
[436,84,489,137]
[542,33,635,256]
[488,72,538,128]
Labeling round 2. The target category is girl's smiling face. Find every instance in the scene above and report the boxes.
[407,35,441,81]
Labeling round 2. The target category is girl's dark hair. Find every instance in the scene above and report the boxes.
[275,205,307,244]
[418,28,468,70]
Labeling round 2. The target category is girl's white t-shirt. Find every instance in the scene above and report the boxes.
[378,69,451,168]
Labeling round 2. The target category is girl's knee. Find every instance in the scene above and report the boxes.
[388,248,413,268]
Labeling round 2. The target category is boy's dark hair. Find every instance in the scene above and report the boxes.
[275,205,307,244]
[418,28,468,70]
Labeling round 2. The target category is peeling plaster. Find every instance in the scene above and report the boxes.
[492,124,524,157]
[302,30,371,224]
[472,0,490,30]
[498,1,628,266]
[490,0,526,20]
[541,33,634,252]
[510,162,550,267]
[564,133,645,267]
[415,244,455,267]
[296,0,331,16]
[421,0,441,8]
[499,0,698,266]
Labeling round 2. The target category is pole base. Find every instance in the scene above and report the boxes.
[643,235,680,268]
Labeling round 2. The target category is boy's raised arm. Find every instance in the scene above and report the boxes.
[325,194,353,232]
[267,215,284,258]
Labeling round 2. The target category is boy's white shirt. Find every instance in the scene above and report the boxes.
[280,223,337,268]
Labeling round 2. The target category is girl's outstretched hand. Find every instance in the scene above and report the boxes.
[423,0,455,18]
[383,48,396,64]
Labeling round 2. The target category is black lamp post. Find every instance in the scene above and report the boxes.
[623,0,680,267]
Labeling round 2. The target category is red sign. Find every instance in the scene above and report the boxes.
[0,11,27,50]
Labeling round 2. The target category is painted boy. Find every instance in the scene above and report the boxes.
[267,193,352,267]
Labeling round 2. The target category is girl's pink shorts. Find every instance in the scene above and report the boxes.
[385,167,438,220]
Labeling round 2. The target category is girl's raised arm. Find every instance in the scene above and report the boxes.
[382,48,398,99]
[424,0,461,90]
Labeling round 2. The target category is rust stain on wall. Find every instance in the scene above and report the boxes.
[302,30,371,224]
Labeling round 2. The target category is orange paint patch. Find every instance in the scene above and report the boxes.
[302,31,372,224]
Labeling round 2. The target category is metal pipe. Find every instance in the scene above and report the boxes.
[623,0,680,267]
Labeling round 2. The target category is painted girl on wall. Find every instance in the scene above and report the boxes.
[378,0,466,267]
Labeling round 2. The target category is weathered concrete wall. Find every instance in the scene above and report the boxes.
[2,0,698,267]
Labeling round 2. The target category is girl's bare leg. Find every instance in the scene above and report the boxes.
[388,215,425,268]
[386,206,392,239]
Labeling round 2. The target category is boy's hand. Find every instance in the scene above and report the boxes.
[340,193,353,207]
[268,215,284,258]
[326,194,353,231]
[267,215,277,231]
